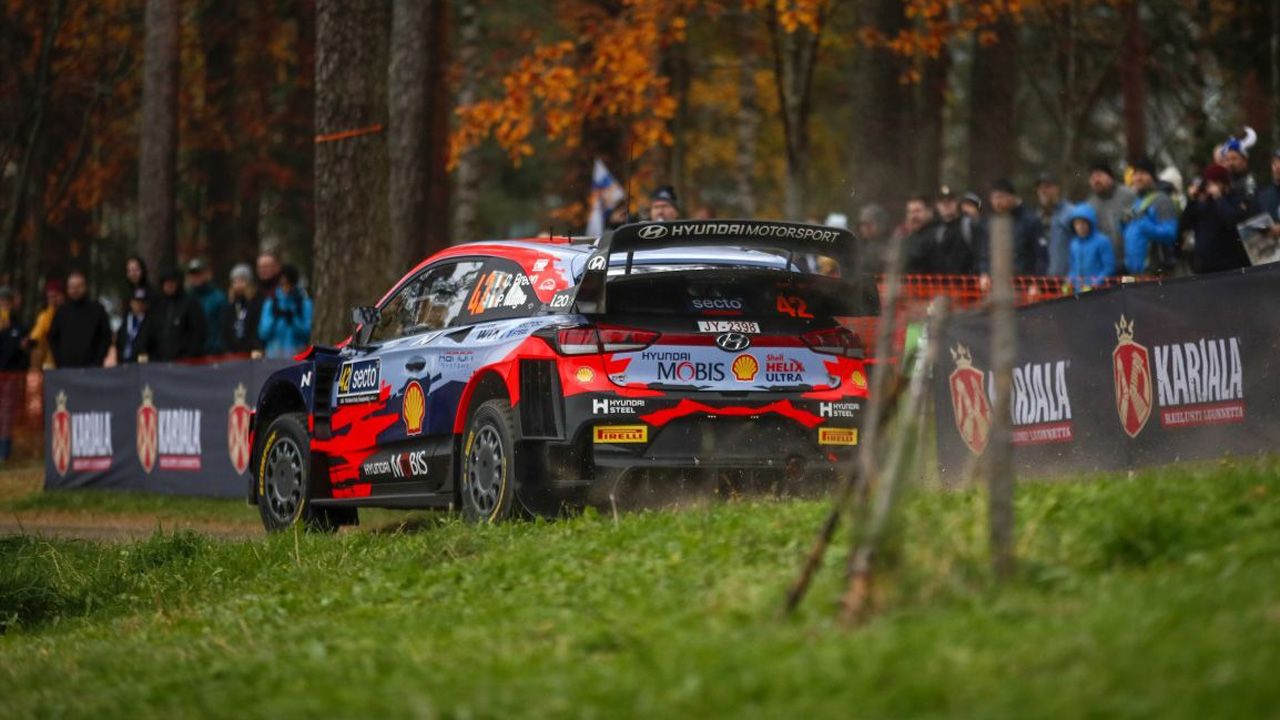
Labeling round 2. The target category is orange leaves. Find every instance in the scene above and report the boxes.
[860,0,1034,72]
[449,0,684,169]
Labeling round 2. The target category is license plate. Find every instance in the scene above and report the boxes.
[696,320,760,334]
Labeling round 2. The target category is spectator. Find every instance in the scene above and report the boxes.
[26,279,64,369]
[959,192,983,220]
[125,255,151,295]
[259,264,312,359]
[1180,163,1253,274]
[223,263,261,355]
[905,186,978,275]
[1219,127,1257,197]
[250,250,283,336]
[854,203,890,274]
[981,179,1044,275]
[893,194,934,246]
[1256,149,1280,227]
[115,287,159,364]
[0,287,26,462]
[153,268,207,361]
[1035,172,1073,276]
[1066,204,1116,288]
[48,271,111,368]
[1086,160,1137,265]
[1121,157,1179,275]
[647,185,680,221]
[185,258,228,355]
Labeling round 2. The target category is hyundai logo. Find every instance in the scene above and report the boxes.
[637,224,669,240]
[715,333,751,352]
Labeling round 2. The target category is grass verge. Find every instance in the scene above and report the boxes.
[1,456,1279,718]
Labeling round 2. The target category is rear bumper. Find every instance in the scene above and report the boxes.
[553,392,862,476]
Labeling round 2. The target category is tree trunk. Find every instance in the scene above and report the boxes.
[138,0,180,275]
[849,0,909,216]
[423,0,451,254]
[915,52,950,193]
[967,18,1017,190]
[768,10,823,220]
[451,0,481,242]
[734,20,760,217]
[314,0,390,344]
[389,0,431,272]
[987,214,1017,581]
[200,0,240,280]
[1120,0,1147,161]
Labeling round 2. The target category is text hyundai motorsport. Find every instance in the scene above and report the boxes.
[247,220,878,530]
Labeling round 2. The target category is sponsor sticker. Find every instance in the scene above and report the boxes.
[593,425,648,444]
[691,298,744,311]
[52,391,114,476]
[403,380,426,436]
[697,320,760,334]
[850,370,867,391]
[818,427,859,446]
[360,450,431,480]
[575,367,595,383]
[731,354,759,382]
[336,358,382,405]
[591,398,646,415]
[138,385,204,472]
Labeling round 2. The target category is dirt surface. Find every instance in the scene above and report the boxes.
[0,514,258,542]
[0,463,260,542]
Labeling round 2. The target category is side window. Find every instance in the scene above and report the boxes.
[370,260,484,342]
[459,258,541,323]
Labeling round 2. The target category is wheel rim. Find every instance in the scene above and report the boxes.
[264,437,304,522]
[466,425,505,516]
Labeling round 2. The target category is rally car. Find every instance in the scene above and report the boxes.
[248,220,877,531]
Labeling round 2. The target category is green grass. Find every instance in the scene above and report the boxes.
[2,486,260,525]
[2,457,1279,718]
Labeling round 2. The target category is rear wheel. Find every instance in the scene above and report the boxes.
[256,413,345,533]
[459,400,521,522]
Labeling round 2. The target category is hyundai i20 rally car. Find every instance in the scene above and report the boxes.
[248,220,878,531]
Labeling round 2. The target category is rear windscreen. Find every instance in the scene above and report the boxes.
[603,269,879,318]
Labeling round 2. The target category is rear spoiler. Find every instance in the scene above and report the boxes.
[569,219,856,314]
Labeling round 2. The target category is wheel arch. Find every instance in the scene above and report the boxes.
[248,381,308,503]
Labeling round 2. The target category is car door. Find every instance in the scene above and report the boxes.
[360,259,485,495]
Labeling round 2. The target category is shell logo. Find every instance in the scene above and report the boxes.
[850,370,867,391]
[575,366,595,383]
[731,354,759,382]
[403,381,426,436]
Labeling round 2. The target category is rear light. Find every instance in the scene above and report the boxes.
[802,326,864,359]
[597,325,659,353]
[541,325,660,355]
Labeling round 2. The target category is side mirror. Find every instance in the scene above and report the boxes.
[351,306,380,346]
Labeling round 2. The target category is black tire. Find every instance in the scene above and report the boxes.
[255,412,345,533]
[459,399,521,522]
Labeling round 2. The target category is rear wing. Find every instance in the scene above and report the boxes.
[570,219,856,314]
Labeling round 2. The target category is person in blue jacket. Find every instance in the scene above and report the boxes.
[1067,203,1116,288]
[258,264,312,359]
[1121,157,1179,274]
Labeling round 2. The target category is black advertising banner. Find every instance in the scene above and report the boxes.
[935,264,1280,480]
[44,359,293,498]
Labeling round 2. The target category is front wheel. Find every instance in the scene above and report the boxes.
[255,412,343,533]
[459,400,522,522]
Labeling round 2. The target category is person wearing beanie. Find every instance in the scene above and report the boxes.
[154,268,207,361]
[1179,163,1253,274]
[115,286,159,364]
[186,258,228,356]
[1087,159,1138,265]
[647,185,680,221]
[1120,157,1179,275]
[26,279,64,369]
[223,263,262,355]
[1219,127,1258,197]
